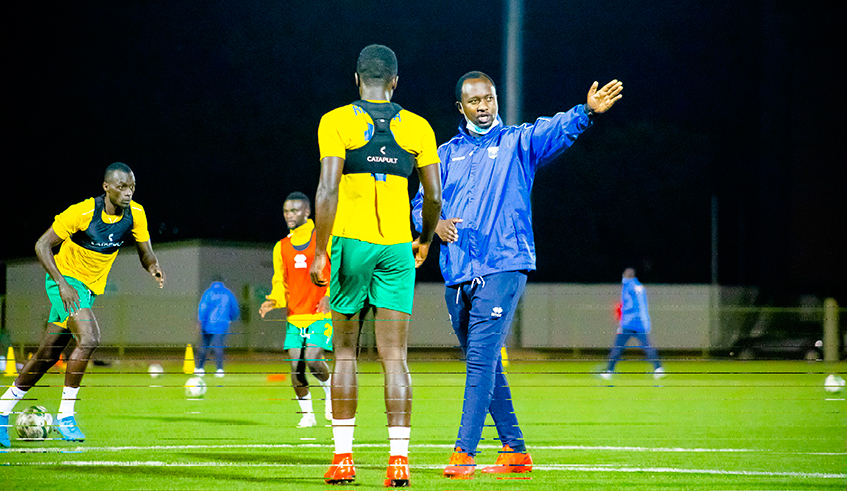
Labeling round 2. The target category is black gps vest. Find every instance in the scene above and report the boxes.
[344,101,416,178]
[70,195,134,254]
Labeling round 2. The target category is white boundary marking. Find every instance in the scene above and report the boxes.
[3,442,845,456]
[5,460,845,479]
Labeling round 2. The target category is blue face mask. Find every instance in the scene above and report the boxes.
[465,116,500,136]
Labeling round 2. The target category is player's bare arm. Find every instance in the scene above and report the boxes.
[310,156,344,287]
[35,227,79,315]
[586,79,623,114]
[136,240,165,288]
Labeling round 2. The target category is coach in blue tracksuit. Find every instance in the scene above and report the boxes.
[602,268,664,380]
[196,280,240,377]
[412,71,623,478]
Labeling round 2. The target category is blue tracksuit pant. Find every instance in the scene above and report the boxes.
[445,271,527,456]
[607,328,661,371]
[196,332,227,371]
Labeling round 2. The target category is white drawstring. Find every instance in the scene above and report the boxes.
[457,276,487,304]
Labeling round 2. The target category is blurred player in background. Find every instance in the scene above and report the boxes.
[601,268,665,380]
[259,192,333,428]
[0,162,164,448]
[412,71,622,478]
[310,44,442,486]
[195,278,240,378]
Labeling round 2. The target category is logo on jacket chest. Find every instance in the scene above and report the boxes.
[487,147,499,159]
[294,254,308,269]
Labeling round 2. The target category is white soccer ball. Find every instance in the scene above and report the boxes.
[148,363,164,378]
[15,405,54,439]
[184,376,207,398]
[824,374,845,393]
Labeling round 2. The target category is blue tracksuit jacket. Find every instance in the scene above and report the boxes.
[412,105,592,285]
[198,282,240,334]
[620,277,651,333]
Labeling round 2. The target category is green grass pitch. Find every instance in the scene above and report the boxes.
[2,358,845,490]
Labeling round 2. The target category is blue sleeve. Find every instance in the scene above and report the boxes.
[411,145,447,234]
[411,183,425,234]
[519,104,592,172]
[229,292,240,321]
[198,291,210,322]
[412,185,423,233]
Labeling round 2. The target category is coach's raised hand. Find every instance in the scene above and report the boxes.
[586,79,623,114]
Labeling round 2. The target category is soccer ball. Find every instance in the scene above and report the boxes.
[15,405,54,439]
[184,376,207,398]
[148,363,164,378]
[824,374,845,393]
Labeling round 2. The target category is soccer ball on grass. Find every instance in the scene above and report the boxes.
[15,405,54,439]
[148,363,164,378]
[824,374,845,393]
[184,376,207,398]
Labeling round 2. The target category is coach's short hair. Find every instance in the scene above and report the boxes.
[104,162,133,181]
[455,71,496,102]
[284,191,311,208]
[356,44,398,84]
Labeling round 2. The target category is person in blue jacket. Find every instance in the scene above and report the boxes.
[412,71,623,479]
[196,278,240,378]
[601,268,664,380]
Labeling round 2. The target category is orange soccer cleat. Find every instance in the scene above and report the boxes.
[384,455,410,487]
[324,453,356,484]
[480,444,533,474]
[443,447,476,479]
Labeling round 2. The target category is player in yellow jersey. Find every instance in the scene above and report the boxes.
[0,162,164,448]
[259,192,333,428]
[310,44,442,487]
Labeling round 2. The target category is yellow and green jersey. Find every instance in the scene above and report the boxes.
[51,196,151,295]
[317,100,439,245]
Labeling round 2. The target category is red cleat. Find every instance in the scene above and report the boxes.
[480,444,533,474]
[324,453,355,484]
[384,455,410,487]
[443,447,476,479]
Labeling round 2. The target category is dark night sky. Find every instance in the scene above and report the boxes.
[3,1,845,302]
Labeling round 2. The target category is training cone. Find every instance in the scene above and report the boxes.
[56,353,66,372]
[5,347,17,377]
[183,344,195,374]
[501,346,509,369]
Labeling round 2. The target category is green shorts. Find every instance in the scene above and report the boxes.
[283,320,334,351]
[330,237,415,315]
[45,274,96,327]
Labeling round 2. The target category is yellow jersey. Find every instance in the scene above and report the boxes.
[317,100,439,245]
[51,196,151,295]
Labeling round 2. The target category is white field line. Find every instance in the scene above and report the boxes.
[4,460,845,479]
[3,442,845,456]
